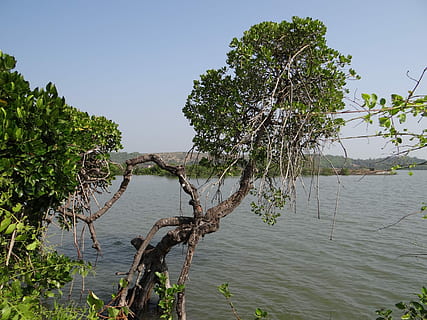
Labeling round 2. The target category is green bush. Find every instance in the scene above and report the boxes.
[0,50,122,319]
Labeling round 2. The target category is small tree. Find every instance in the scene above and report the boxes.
[105,17,356,319]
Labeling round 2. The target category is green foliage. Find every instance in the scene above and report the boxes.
[376,287,427,320]
[0,237,93,320]
[0,298,96,320]
[254,308,269,320]
[184,17,353,160]
[154,272,185,320]
[134,165,174,176]
[218,283,268,320]
[0,50,122,229]
[86,290,129,319]
[250,187,286,225]
[0,50,122,319]
[183,17,355,221]
[362,69,427,154]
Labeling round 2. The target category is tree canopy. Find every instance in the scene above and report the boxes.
[184,17,354,157]
[183,17,355,223]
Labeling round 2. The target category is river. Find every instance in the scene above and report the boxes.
[48,171,427,319]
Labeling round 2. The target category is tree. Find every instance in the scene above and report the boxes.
[0,15,358,319]
[106,17,355,319]
[0,50,122,319]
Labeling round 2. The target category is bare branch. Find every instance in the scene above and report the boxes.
[118,216,194,306]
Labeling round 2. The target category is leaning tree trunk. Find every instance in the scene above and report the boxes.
[63,150,256,319]
[61,151,256,319]
[113,156,254,319]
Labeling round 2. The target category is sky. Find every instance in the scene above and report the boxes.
[1,0,426,159]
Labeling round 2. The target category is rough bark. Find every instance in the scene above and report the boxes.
[62,151,256,319]
[115,157,254,319]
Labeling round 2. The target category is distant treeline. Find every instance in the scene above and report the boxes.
[316,154,427,170]
[108,152,427,177]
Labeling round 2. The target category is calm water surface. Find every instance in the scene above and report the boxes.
[49,171,427,319]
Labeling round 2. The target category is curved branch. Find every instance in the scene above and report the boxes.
[87,160,135,222]
[176,232,200,320]
[118,216,194,306]
[127,154,203,218]
[88,222,101,251]
[205,160,255,220]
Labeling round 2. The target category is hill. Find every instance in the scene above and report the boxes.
[109,152,427,171]
[318,155,427,170]
[109,151,204,166]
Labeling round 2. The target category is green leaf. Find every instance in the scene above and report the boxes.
[379,116,391,128]
[87,291,104,311]
[361,93,371,102]
[1,305,11,320]
[391,94,404,102]
[107,307,120,318]
[12,203,22,213]
[4,54,16,70]
[25,241,39,251]
[0,217,11,233]
[398,113,407,123]
[218,283,232,298]
[396,302,406,310]
[119,278,128,288]
[14,127,23,140]
[36,97,44,108]
[4,223,16,234]
[16,107,23,119]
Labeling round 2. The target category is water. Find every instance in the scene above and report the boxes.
[48,171,427,319]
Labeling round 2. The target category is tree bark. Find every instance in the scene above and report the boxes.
[119,162,254,319]
[82,153,257,319]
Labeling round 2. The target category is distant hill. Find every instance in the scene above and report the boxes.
[318,155,427,170]
[109,152,427,170]
[109,151,204,166]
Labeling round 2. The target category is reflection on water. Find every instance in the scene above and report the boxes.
[48,171,427,320]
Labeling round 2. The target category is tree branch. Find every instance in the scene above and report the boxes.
[118,216,194,306]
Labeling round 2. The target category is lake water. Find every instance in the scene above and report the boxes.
[48,171,427,320]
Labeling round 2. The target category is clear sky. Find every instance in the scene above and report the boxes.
[1,0,426,159]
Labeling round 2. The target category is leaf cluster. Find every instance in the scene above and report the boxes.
[376,287,427,320]
[0,236,93,320]
[0,50,122,229]
[218,283,269,320]
[183,17,355,221]
[361,68,427,155]
[184,17,352,161]
[154,272,185,320]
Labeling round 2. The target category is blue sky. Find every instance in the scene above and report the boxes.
[1,0,426,159]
